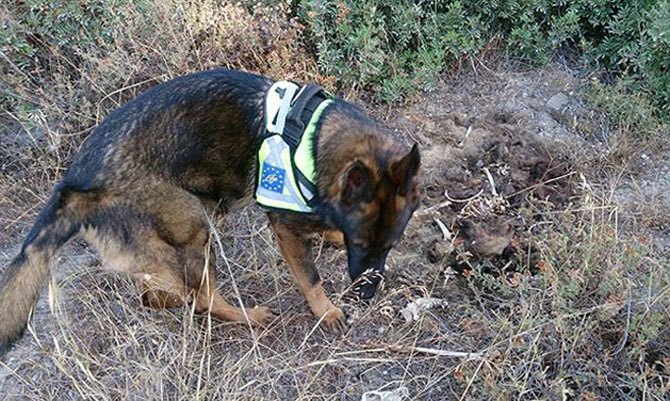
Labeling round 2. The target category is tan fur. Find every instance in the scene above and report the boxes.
[270,217,345,331]
[0,246,52,349]
[323,230,345,246]
[81,181,276,326]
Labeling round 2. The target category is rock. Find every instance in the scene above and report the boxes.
[362,386,410,401]
[546,92,569,111]
[400,297,449,322]
[462,223,512,257]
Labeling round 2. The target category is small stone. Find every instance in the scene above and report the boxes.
[546,92,569,111]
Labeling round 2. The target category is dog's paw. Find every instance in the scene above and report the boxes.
[322,306,347,334]
[248,306,277,327]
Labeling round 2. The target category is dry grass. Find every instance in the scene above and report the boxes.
[1,3,669,400]
[2,157,667,399]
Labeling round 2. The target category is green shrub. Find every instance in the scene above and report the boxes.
[299,0,670,122]
[299,0,484,102]
[585,77,665,146]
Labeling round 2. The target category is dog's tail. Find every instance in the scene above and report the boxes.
[0,185,85,355]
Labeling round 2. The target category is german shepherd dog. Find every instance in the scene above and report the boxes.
[0,69,420,353]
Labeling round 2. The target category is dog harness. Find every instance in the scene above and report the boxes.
[255,81,333,213]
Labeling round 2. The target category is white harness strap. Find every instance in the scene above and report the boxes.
[265,81,299,135]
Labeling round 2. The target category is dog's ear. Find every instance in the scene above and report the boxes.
[389,143,420,194]
[341,161,373,206]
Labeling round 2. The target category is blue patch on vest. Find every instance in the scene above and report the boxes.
[260,163,285,193]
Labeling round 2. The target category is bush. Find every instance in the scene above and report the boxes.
[585,77,664,148]
[299,0,670,121]
[3,1,667,121]
[299,1,484,102]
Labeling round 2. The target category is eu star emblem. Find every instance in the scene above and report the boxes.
[261,163,285,193]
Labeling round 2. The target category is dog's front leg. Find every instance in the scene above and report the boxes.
[268,213,346,332]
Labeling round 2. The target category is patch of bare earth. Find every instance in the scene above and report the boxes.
[612,146,670,253]
[1,65,668,400]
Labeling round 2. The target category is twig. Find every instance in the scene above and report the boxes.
[505,171,576,199]
[612,288,632,356]
[96,77,162,123]
[444,188,484,204]
[459,352,487,400]
[0,50,35,84]
[204,209,255,330]
[482,167,498,196]
[457,125,473,147]
[417,200,451,216]
[385,345,484,361]
[434,218,452,241]
[223,223,269,239]
[474,55,503,77]
[5,110,40,147]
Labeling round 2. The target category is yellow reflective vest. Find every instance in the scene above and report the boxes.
[255,81,333,213]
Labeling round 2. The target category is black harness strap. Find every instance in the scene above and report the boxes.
[282,84,329,149]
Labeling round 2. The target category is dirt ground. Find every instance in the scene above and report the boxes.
[1,65,668,400]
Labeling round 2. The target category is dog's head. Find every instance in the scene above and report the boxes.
[330,143,420,299]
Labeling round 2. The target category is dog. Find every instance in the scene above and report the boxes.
[0,69,420,354]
